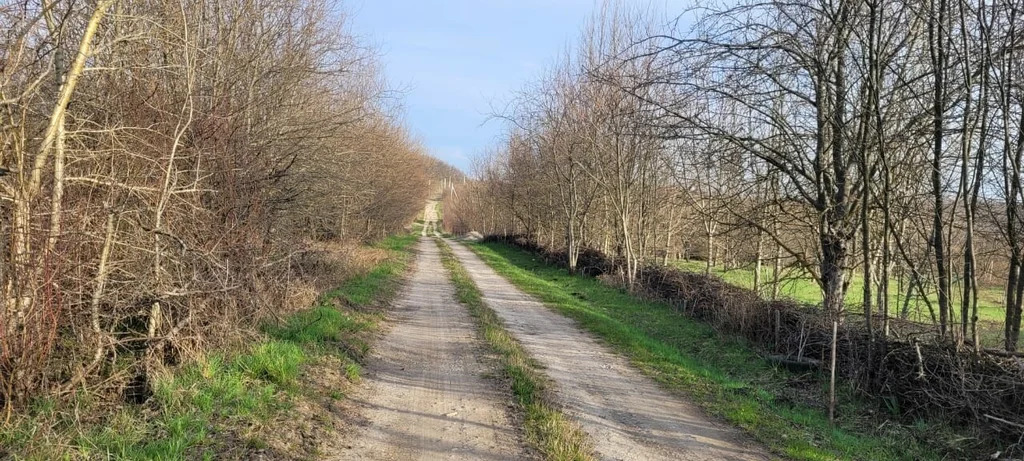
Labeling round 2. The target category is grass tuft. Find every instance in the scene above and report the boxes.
[436,238,592,461]
[234,341,306,387]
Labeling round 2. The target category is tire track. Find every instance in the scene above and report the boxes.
[335,238,527,460]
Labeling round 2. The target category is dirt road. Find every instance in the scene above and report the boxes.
[421,200,440,237]
[335,238,527,460]
[445,240,771,461]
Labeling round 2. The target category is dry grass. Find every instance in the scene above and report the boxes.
[282,240,393,313]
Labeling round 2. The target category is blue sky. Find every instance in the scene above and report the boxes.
[348,1,671,174]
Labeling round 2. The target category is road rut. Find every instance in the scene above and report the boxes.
[335,238,526,460]
[422,200,440,237]
[445,240,772,461]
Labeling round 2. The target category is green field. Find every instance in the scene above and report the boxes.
[670,259,1015,347]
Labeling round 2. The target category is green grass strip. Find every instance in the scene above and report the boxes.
[466,241,961,461]
[435,238,592,461]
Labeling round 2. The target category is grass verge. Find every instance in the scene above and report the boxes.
[466,241,974,461]
[435,238,591,461]
[1,233,418,460]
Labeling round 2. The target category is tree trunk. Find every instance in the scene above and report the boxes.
[1007,255,1022,351]
[754,228,764,295]
[821,231,848,322]
[929,0,951,338]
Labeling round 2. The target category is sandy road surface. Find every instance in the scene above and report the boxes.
[445,240,772,461]
[335,238,527,460]
[422,200,440,237]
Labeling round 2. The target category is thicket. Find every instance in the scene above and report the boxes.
[0,0,438,417]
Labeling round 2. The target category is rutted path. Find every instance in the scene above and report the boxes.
[422,200,440,237]
[445,239,772,461]
[335,238,527,460]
